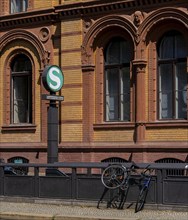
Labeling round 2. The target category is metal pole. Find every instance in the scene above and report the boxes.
[47,92,58,163]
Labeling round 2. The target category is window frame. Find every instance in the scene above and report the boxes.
[157,31,187,120]
[104,38,131,122]
[10,54,32,125]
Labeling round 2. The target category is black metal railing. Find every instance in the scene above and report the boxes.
[0,162,187,209]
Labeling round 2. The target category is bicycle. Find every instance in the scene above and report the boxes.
[135,165,153,213]
[97,162,139,209]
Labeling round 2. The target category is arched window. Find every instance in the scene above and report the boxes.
[104,37,131,122]
[8,156,29,175]
[157,31,187,120]
[10,54,32,124]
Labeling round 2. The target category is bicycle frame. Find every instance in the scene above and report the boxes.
[135,167,153,212]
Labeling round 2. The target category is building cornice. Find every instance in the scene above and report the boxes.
[0,8,58,30]
[54,0,186,17]
[0,0,187,30]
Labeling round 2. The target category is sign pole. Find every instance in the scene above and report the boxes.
[42,65,64,164]
[47,92,58,163]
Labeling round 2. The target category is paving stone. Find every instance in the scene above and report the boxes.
[0,199,187,220]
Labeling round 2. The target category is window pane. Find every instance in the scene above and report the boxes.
[11,54,32,124]
[106,39,131,64]
[11,0,18,13]
[13,77,28,123]
[106,41,120,64]
[175,35,187,58]
[176,63,187,119]
[12,57,31,72]
[159,64,173,119]
[10,0,28,13]
[122,67,130,121]
[159,35,174,59]
[106,69,119,120]
[23,0,28,11]
[121,41,131,63]
[158,32,187,60]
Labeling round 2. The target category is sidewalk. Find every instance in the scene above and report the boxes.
[0,198,188,220]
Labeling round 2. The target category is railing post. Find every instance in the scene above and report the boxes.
[87,167,91,176]
[156,169,163,205]
[71,167,77,200]
[0,166,4,195]
[34,167,39,198]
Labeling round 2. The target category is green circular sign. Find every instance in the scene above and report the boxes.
[42,65,64,92]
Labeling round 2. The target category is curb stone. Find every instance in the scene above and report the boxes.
[0,212,139,220]
[0,212,53,220]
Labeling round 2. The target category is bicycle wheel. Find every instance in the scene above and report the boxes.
[101,164,127,189]
[118,184,130,209]
[135,187,148,213]
[107,188,122,209]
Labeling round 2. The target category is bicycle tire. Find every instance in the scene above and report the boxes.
[101,164,127,189]
[135,187,148,212]
[118,184,130,209]
[107,187,123,209]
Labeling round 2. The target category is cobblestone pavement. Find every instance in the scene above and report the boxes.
[0,199,188,220]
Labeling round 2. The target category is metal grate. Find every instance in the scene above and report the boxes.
[101,157,128,163]
[155,158,184,176]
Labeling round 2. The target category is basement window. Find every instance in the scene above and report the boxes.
[8,156,29,175]
[102,157,128,164]
[155,158,184,176]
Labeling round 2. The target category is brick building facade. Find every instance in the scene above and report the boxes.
[0,0,187,165]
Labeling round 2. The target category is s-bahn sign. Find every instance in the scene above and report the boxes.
[42,65,64,92]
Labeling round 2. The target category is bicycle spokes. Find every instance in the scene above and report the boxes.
[101,164,127,189]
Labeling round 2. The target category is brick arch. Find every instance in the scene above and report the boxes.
[0,29,46,68]
[138,7,188,44]
[6,48,35,70]
[81,15,136,66]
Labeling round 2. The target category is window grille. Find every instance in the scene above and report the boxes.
[155,158,184,176]
[102,157,128,164]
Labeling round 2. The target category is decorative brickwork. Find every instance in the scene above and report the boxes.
[0,0,187,164]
